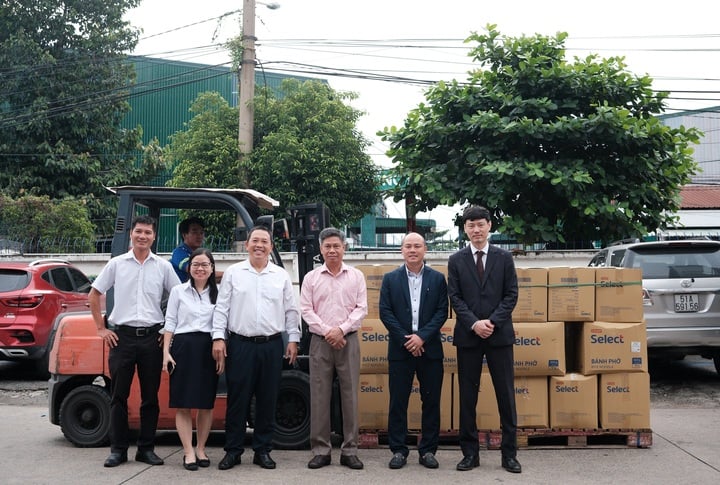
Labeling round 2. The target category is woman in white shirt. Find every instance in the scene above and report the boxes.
[163,248,219,471]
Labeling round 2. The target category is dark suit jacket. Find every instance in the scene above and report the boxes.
[448,244,518,347]
[379,264,448,361]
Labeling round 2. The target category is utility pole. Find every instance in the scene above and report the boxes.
[237,0,256,165]
[237,1,279,186]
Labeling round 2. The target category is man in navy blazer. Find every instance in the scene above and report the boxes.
[448,205,521,474]
[379,232,448,470]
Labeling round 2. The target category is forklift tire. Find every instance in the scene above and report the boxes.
[59,385,111,447]
[273,370,311,449]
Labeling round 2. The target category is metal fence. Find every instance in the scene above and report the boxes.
[0,235,239,255]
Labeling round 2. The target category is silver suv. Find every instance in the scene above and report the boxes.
[588,239,720,373]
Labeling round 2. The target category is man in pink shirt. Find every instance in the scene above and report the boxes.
[300,227,368,470]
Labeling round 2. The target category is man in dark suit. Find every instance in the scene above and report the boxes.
[447,206,521,474]
[379,232,448,470]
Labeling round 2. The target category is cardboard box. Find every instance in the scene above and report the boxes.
[599,372,651,429]
[549,374,598,429]
[358,374,390,429]
[440,319,457,373]
[515,376,549,428]
[428,263,452,319]
[578,321,648,375]
[595,268,644,323]
[357,264,397,319]
[453,372,500,430]
[358,374,453,432]
[513,268,548,322]
[359,319,390,374]
[514,321,566,376]
[548,267,595,322]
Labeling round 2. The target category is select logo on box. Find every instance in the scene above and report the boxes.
[360,381,384,393]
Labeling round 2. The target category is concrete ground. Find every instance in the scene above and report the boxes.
[1,405,718,484]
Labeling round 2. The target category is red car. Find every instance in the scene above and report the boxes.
[0,258,94,375]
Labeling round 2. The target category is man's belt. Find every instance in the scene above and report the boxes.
[231,332,282,343]
[114,324,163,337]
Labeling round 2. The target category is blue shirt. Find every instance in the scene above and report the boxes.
[170,242,192,282]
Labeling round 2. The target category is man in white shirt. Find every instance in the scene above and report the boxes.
[90,215,181,468]
[212,225,301,471]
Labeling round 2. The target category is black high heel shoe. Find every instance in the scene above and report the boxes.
[196,455,211,468]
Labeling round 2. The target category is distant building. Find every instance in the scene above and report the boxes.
[658,109,720,238]
[659,108,720,185]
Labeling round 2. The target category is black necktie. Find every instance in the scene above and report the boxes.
[476,250,484,281]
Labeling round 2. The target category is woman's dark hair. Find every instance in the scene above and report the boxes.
[188,248,218,304]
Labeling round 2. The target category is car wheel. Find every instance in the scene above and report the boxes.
[273,370,311,449]
[59,385,111,447]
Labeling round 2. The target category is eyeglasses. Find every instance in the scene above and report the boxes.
[190,262,212,268]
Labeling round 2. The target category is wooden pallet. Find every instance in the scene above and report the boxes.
[359,428,653,449]
[488,428,653,449]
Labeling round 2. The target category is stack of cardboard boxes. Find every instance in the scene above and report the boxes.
[354,263,650,435]
[514,266,649,430]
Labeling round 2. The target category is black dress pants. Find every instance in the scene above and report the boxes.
[224,334,283,455]
[456,343,517,458]
[388,356,443,456]
[107,329,163,453]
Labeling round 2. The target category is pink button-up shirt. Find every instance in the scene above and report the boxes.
[300,263,368,336]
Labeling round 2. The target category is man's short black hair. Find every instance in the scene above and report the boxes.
[179,217,205,235]
[131,215,156,232]
[462,205,491,223]
[247,224,273,241]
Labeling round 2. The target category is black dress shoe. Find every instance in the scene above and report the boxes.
[340,454,364,470]
[183,456,198,471]
[135,450,164,466]
[419,452,439,469]
[388,452,407,469]
[218,452,242,470]
[307,454,331,469]
[196,456,210,468]
[103,451,127,468]
[502,456,522,473]
[253,452,276,469]
[456,454,480,471]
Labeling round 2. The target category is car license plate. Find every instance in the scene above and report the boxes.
[674,293,699,312]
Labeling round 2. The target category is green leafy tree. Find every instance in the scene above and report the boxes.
[166,92,241,188]
[0,194,95,253]
[380,26,701,246]
[250,79,379,226]
[165,92,241,241]
[168,80,380,227]
[0,0,167,232]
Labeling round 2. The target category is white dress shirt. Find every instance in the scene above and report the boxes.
[92,250,180,327]
[472,243,488,267]
[164,282,215,334]
[212,259,301,342]
[406,264,424,332]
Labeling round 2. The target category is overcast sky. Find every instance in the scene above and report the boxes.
[125,0,720,232]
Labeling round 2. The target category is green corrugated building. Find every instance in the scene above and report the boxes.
[122,56,320,249]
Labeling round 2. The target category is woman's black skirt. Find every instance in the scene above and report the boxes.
[169,332,218,409]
